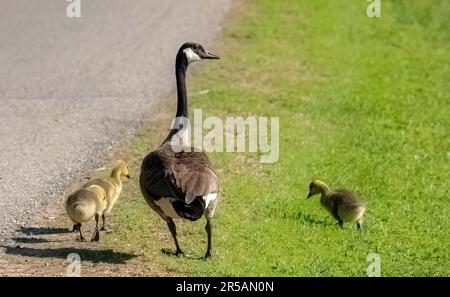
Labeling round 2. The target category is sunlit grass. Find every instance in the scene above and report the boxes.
[107,0,450,276]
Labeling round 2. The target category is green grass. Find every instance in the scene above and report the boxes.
[107,0,450,276]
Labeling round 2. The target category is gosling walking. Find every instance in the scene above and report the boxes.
[307,180,366,229]
[84,160,130,232]
[66,185,107,242]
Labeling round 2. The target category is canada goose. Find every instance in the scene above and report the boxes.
[307,180,366,229]
[66,185,107,242]
[84,160,130,232]
[140,42,220,259]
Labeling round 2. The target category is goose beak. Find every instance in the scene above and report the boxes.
[306,193,312,199]
[203,50,220,59]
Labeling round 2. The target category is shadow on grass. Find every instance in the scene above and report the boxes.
[18,226,71,235]
[12,237,50,244]
[161,248,205,261]
[297,211,334,227]
[2,246,137,264]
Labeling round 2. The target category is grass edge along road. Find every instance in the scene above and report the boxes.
[105,0,450,276]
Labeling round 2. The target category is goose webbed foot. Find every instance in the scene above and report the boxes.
[100,226,112,233]
[204,251,211,260]
[100,213,111,233]
[161,248,184,257]
[91,229,100,242]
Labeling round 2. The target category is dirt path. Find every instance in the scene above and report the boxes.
[0,176,176,276]
[0,0,231,247]
[0,0,233,276]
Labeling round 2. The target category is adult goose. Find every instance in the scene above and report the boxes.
[140,42,220,259]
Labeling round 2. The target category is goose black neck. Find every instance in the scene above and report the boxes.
[175,52,189,118]
[162,51,189,145]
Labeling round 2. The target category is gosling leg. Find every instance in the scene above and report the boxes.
[100,213,110,232]
[91,214,100,242]
[162,219,183,256]
[357,221,362,230]
[77,224,85,242]
[204,219,212,259]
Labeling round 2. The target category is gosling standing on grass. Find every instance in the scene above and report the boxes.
[66,185,107,242]
[306,180,366,229]
[84,160,130,232]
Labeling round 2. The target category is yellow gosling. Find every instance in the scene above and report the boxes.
[84,160,130,232]
[307,179,366,229]
[66,185,107,242]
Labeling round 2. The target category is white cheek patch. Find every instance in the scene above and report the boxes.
[183,48,201,63]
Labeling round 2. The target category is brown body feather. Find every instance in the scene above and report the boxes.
[140,142,219,221]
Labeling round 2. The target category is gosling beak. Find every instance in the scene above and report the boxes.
[306,193,312,199]
[126,174,131,179]
[203,50,220,59]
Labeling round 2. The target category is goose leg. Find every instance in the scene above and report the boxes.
[72,224,79,232]
[338,220,344,228]
[162,219,183,256]
[356,221,362,230]
[204,219,212,259]
[91,214,100,242]
[77,224,85,242]
[100,213,110,232]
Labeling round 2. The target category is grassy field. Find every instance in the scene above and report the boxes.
[106,0,450,276]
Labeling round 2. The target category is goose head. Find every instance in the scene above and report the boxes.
[112,160,131,180]
[179,42,220,64]
[307,179,330,198]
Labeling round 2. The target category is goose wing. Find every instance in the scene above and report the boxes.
[330,190,364,219]
[333,189,364,206]
[140,142,219,204]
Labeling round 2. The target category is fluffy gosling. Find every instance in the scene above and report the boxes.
[84,160,130,232]
[66,185,107,242]
[307,179,366,229]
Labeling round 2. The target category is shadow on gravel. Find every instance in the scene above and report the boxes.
[18,226,71,235]
[2,246,137,264]
[12,237,50,244]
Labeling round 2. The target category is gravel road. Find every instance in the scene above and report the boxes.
[0,0,231,244]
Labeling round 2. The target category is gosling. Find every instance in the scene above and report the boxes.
[307,179,366,229]
[84,160,130,232]
[66,185,107,242]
